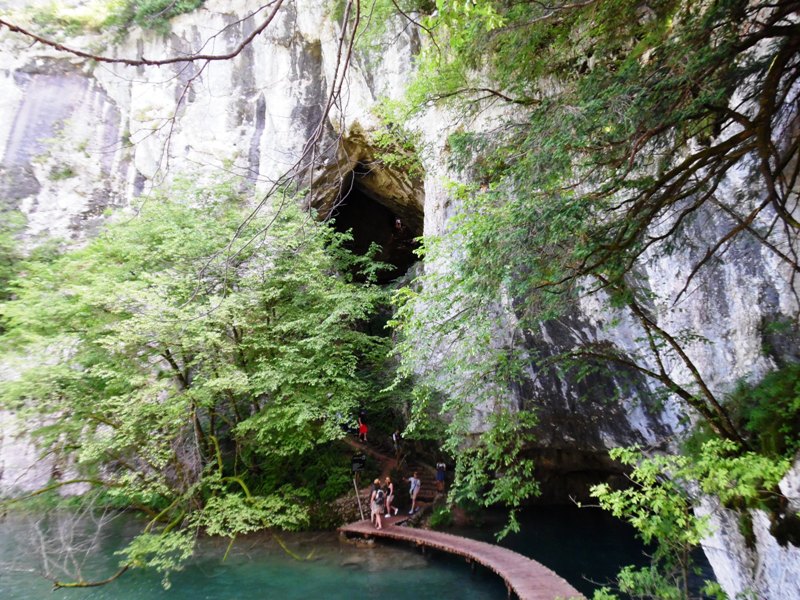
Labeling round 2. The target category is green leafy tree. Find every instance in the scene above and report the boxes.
[590,441,790,599]
[0,179,392,584]
[384,0,799,588]
[390,0,798,500]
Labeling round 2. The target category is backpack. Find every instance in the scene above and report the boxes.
[375,488,385,504]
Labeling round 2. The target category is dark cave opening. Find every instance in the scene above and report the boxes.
[329,172,422,284]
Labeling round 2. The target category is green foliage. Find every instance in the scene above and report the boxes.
[428,504,453,529]
[248,442,354,504]
[590,441,789,599]
[104,0,205,34]
[49,165,76,181]
[22,0,202,36]
[193,483,311,537]
[0,179,393,577]
[448,409,539,539]
[370,99,424,180]
[725,364,800,458]
[115,530,195,588]
[0,210,25,306]
[390,227,542,534]
[328,0,350,25]
[350,0,435,52]
[27,1,111,36]
[592,566,728,600]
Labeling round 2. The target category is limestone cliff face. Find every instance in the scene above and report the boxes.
[0,1,798,597]
[0,0,419,241]
[0,0,421,487]
[0,51,125,241]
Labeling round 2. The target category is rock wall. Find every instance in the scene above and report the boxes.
[698,458,800,600]
[0,54,125,242]
[0,410,52,493]
[0,0,417,492]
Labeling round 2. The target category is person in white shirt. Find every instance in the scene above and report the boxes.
[406,472,421,514]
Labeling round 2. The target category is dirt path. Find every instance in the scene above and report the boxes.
[342,436,398,482]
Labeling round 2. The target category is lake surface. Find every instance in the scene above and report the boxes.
[0,506,648,599]
[456,506,650,595]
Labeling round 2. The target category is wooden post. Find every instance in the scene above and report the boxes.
[353,477,365,520]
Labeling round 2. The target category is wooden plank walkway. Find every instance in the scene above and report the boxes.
[339,516,585,600]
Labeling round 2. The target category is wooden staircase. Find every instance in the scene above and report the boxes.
[403,463,438,503]
[350,433,441,507]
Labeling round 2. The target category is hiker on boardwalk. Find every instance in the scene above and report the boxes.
[370,478,385,529]
[406,472,421,514]
[384,476,399,518]
[368,478,380,525]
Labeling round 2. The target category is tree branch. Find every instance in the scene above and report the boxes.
[0,0,285,67]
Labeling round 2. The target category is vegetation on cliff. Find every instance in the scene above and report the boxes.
[23,0,205,36]
[384,0,799,596]
[0,179,397,583]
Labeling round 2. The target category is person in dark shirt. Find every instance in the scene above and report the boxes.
[435,461,446,493]
[384,476,399,517]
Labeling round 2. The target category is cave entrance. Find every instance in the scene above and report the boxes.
[329,168,422,284]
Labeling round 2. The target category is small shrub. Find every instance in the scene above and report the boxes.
[727,363,800,458]
[29,1,109,36]
[50,165,77,181]
[370,98,424,179]
[429,505,453,529]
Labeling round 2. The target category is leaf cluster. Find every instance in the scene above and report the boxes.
[20,0,205,37]
[104,0,205,34]
[590,440,790,599]
[370,98,425,180]
[720,363,800,458]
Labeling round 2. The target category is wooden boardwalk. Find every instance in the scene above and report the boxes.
[339,516,585,600]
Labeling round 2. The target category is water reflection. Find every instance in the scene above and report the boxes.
[0,512,506,600]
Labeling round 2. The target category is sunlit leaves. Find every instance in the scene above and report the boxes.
[590,441,790,598]
[115,530,195,587]
[0,179,392,577]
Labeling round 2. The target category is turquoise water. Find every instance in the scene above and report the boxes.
[0,507,650,599]
[455,507,651,595]
[0,513,506,600]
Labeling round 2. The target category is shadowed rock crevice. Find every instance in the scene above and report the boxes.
[329,168,422,283]
[311,127,425,283]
